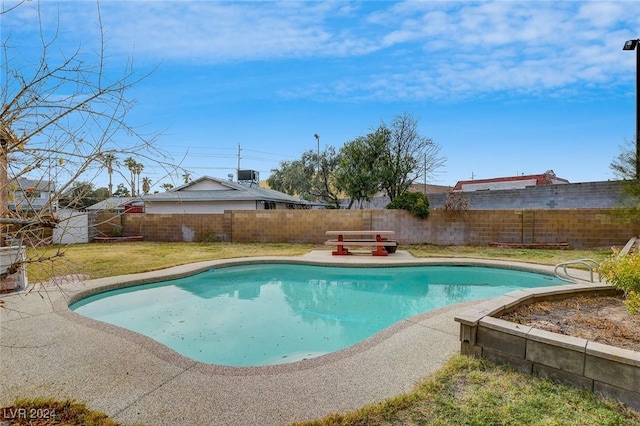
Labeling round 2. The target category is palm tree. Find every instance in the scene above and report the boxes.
[123,157,137,196]
[101,152,117,197]
[134,163,144,196]
[182,171,191,184]
[142,177,152,195]
[160,183,173,192]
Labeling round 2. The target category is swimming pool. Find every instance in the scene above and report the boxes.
[71,263,563,367]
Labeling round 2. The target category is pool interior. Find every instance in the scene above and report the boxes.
[70,263,564,366]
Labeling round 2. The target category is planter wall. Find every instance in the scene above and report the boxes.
[455,285,640,411]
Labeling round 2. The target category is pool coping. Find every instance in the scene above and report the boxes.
[0,250,595,425]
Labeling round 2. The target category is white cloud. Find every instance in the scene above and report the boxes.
[577,1,628,27]
[326,0,640,102]
[4,0,640,102]
[90,1,382,62]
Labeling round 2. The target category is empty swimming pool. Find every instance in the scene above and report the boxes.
[70,264,563,366]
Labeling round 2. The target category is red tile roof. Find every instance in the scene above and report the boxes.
[453,170,569,191]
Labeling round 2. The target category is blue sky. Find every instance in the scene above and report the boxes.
[3,0,640,191]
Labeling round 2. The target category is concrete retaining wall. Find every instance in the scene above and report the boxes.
[455,285,640,411]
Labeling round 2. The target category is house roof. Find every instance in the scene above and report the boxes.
[142,176,311,205]
[453,170,569,191]
[10,177,54,192]
[86,197,138,211]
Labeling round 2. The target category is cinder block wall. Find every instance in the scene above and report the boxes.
[93,212,122,237]
[108,208,640,248]
[122,213,225,242]
[427,181,634,210]
[228,210,376,243]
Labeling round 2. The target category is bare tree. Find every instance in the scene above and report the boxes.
[0,1,175,288]
[379,112,445,202]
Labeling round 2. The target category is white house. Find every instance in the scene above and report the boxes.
[8,177,57,212]
[139,176,311,214]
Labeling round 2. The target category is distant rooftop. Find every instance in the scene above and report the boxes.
[453,170,569,192]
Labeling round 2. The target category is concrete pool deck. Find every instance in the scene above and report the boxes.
[0,250,562,425]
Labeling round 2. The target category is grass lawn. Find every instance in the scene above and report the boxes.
[293,354,640,426]
[8,242,637,425]
[26,241,615,283]
[25,242,319,283]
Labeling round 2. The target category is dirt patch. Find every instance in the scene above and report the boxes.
[500,294,640,352]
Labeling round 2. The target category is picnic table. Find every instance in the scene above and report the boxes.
[324,230,397,256]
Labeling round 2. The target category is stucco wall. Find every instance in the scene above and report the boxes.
[104,208,640,248]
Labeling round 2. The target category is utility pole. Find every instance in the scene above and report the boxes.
[237,143,241,182]
[314,134,320,173]
[623,39,640,179]
[424,153,427,193]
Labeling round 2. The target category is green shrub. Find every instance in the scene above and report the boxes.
[386,191,429,219]
[600,252,640,314]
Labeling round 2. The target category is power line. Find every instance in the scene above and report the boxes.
[154,144,297,161]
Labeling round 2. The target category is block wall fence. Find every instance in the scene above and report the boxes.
[92,209,640,248]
